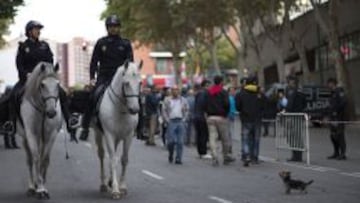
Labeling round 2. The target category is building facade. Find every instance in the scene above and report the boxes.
[244,0,360,115]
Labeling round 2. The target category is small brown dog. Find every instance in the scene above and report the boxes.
[279,171,313,194]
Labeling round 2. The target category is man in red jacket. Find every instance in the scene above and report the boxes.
[205,75,235,166]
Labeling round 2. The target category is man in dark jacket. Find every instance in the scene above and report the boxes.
[205,75,235,166]
[194,80,211,158]
[79,15,134,140]
[235,76,264,166]
[285,76,307,162]
[326,78,347,160]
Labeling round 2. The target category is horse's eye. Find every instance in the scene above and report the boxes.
[40,83,45,88]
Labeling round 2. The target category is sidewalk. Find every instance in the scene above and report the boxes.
[231,118,360,173]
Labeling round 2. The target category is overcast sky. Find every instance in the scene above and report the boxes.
[5,0,107,42]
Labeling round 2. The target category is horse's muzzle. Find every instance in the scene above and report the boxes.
[46,110,57,119]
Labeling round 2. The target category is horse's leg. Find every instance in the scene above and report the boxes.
[95,132,107,193]
[36,131,57,200]
[119,133,133,196]
[103,131,121,199]
[25,132,44,198]
[40,154,50,184]
[23,138,36,196]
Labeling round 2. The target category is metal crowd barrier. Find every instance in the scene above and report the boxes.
[275,113,310,165]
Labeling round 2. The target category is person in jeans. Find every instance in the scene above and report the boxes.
[163,85,189,164]
[205,75,235,166]
[235,76,264,166]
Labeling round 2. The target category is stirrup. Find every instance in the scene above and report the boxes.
[2,121,14,133]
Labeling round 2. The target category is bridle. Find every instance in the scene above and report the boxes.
[108,79,140,114]
[30,76,59,114]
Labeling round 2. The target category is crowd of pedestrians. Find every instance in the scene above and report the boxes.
[134,73,349,167]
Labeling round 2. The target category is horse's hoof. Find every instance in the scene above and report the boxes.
[120,188,128,196]
[26,188,36,197]
[36,191,50,200]
[111,192,122,200]
[100,184,108,193]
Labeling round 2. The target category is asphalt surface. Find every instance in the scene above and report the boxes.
[0,125,360,203]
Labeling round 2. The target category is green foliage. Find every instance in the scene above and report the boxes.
[0,0,24,47]
[186,37,236,72]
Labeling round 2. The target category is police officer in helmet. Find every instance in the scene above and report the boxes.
[326,78,347,160]
[79,15,134,140]
[8,20,73,139]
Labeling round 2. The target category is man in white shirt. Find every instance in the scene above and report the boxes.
[163,85,189,164]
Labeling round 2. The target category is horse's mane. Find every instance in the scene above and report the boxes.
[24,62,58,99]
[112,61,137,85]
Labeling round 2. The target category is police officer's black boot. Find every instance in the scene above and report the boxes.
[79,101,93,141]
[4,133,12,149]
[10,132,19,149]
[79,116,90,141]
[79,85,103,141]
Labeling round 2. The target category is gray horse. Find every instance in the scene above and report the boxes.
[89,60,142,199]
[17,62,62,199]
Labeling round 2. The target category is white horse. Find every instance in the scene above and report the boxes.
[91,60,142,199]
[17,62,62,199]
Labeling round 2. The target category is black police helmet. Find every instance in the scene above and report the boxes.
[105,15,121,27]
[25,20,44,37]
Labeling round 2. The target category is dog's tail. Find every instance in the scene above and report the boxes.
[307,180,314,185]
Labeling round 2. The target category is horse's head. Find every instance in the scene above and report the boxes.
[113,60,143,114]
[26,62,60,118]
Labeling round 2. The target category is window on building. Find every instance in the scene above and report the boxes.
[340,31,360,61]
[155,58,168,74]
[314,31,360,72]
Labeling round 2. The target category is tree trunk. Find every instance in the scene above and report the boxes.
[275,50,286,83]
[172,54,182,87]
[209,43,220,75]
[294,39,311,84]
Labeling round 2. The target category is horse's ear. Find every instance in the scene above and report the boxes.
[139,60,143,70]
[54,63,59,72]
[41,64,46,72]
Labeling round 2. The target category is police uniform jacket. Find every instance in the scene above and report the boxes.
[328,87,347,121]
[285,87,307,113]
[16,38,53,82]
[90,35,133,82]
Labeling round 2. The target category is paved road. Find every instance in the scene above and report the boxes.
[0,128,360,203]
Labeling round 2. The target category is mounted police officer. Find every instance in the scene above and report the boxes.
[326,78,347,160]
[8,20,73,138]
[79,15,134,141]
